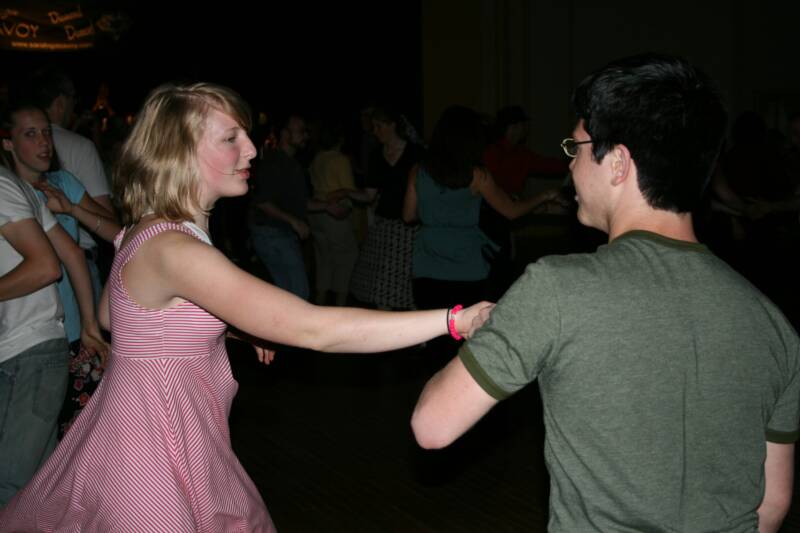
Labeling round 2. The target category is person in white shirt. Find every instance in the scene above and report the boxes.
[0,165,106,505]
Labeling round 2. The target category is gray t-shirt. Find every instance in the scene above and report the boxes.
[461,230,800,532]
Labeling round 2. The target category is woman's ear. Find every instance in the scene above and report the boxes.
[2,138,13,152]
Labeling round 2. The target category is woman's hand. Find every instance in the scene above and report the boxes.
[34,182,74,215]
[80,323,111,366]
[455,301,495,339]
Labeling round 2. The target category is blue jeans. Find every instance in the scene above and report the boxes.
[0,337,69,506]
[250,224,310,300]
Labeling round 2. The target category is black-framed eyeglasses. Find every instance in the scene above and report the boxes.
[560,138,592,158]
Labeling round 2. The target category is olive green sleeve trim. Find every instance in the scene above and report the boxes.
[766,428,800,444]
[458,345,512,401]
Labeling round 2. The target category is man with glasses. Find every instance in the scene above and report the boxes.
[412,54,798,532]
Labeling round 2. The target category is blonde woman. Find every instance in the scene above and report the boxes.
[0,82,492,532]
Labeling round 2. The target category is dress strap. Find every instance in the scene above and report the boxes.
[113,228,127,250]
[117,221,207,262]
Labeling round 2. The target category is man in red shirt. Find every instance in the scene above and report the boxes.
[484,105,567,196]
[481,106,568,298]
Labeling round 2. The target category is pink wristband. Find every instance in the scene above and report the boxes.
[448,304,464,341]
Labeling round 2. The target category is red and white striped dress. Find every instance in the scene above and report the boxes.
[0,222,275,532]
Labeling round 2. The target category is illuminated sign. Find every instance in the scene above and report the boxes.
[0,5,130,52]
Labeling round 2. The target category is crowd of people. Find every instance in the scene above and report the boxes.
[1,53,799,532]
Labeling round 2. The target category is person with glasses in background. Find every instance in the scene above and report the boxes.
[411,54,798,533]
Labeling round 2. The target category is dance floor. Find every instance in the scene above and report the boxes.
[228,343,800,532]
[229,344,549,532]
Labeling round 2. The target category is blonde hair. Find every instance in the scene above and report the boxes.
[114,82,252,225]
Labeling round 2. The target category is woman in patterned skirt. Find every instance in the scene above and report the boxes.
[348,106,425,309]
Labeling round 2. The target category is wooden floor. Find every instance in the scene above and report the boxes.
[228,346,550,532]
[227,342,800,532]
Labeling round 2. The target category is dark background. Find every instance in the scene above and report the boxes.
[1,2,423,123]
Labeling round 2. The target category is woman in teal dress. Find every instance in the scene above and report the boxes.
[403,105,560,312]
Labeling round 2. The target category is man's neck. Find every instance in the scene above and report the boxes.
[608,208,697,243]
[46,106,65,129]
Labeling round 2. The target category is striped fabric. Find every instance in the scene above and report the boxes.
[1,222,275,532]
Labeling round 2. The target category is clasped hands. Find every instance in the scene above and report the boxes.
[454,301,495,340]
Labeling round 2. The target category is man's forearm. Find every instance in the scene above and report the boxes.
[758,441,794,533]
[758,503,788,533]
[0,260,61,301]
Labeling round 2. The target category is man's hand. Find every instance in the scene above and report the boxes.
[455,301,495,339]
[227,329,277,365]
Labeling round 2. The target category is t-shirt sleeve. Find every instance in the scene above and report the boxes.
[766,342,800,443]
[459,262,561,400]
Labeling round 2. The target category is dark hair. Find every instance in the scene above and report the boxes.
[370,105,407,140]
[30,66,76,109]
[495,105,529,133]
[572,53,727,212]
[422,105,488,189]
[272,112,304,136]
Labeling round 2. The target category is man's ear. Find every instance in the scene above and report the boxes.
[609,144,632,186]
